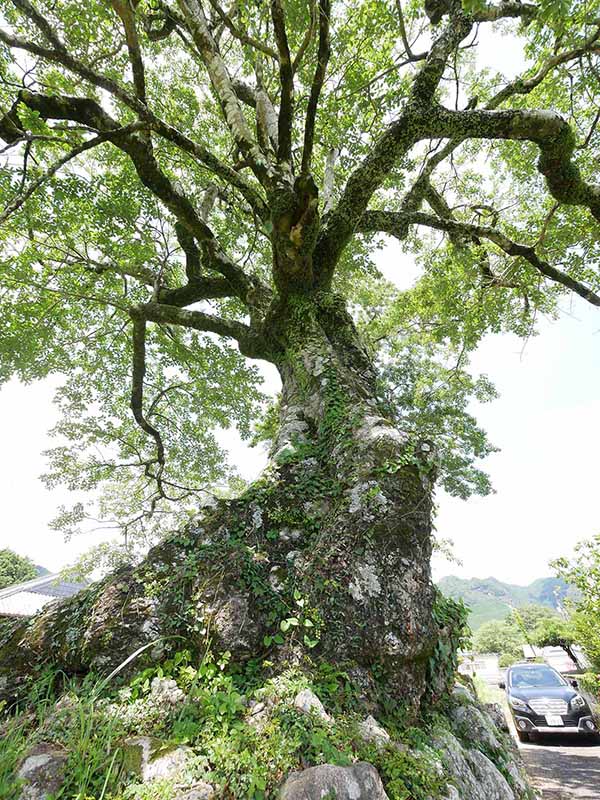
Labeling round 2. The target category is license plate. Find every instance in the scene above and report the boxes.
[545,715,564,726]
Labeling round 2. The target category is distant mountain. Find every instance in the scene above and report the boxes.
[437,575,576,631]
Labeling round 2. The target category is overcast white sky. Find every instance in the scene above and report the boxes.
[0,23,597,585]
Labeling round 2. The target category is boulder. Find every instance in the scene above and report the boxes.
[434,729,511,800]
[443,788,461,800]
[357,715,391,748]
[465,749,514,800]
[485,702,510,733]
[293,688,332,723]
[279,762,389,800]
[123,736,193,782]
[452,684,475,705]
[450,703,503,754]
[17,743,68,800]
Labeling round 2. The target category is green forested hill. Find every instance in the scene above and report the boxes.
[438,576,575,630]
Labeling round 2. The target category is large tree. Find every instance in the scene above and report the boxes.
[0,0,599,710]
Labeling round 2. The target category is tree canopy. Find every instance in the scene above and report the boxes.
[0,547,37,589]
[472,603,560,664]
[553,534,600,670]
[0,0,599,557]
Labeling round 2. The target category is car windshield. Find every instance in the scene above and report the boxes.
[510,667,565,688]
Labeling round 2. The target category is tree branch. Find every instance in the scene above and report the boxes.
[472,1,538,22]
[149,117,268,219]
[314,4,473,279]
[0,129,136,224]
[396,23,600,221]
[301,0,331,175]
[357,209,600,306]
[4,0,144,113]
[293,0,317,74]
[395,1,427,61]
[207,0,279,60]
[6,90,270,309]
[134,301,268,357]
[110,0,148,104]
[270,0,294,166]
[430,107,600,222]
[176,0,270,183]
[130,313,166,468]
[322,147,338,214]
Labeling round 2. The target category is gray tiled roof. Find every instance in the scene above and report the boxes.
[0,573,87,617]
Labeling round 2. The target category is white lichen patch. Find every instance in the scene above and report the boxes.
[269,565,286,592]
[356,415,409,447]
[348,481,388,516]
[348,558,382,603]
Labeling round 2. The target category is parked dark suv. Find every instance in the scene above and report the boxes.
[500,662,597,742]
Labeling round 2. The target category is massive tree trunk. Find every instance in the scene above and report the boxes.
[0,292,440,712]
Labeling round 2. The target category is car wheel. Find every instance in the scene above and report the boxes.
[517,731,530,743]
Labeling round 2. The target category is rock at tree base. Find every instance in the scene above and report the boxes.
[279,762,389,799]
[357,714,391,748]
[17,743,68,800]
[293,688,332,722]
[123,736,193,781]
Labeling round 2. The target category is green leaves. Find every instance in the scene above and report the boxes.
[552,534,600,670]
[0,548,37,590]
[0,0,598,568]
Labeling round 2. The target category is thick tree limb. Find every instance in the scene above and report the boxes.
[270,0,294,166]
[110,0,148,104]
[409,2,472,108]
[176,0,270,183]
[322,147,338,214]
[134,301,267,357]
[430,107,600,222]
[358,209,600,306]
[157,278,233,306]
[231,79,257,108]
[301,0,331,175]
[472,1,538,22]
[292,0,317,73]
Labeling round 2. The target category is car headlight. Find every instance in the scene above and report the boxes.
[509,696,530,712]
[571,694,587,710]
